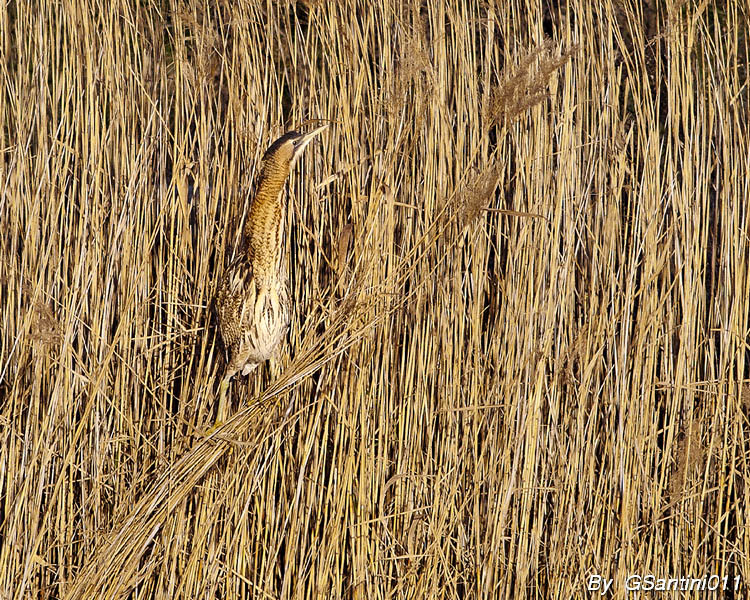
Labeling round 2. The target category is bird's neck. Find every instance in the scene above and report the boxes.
[243,169,288,276]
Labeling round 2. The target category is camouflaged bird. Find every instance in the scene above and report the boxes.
[215,124,328,405]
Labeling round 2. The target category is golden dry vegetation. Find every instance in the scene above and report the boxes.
[1,0,749,598]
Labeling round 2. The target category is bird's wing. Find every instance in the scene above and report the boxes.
[215,256,258,346]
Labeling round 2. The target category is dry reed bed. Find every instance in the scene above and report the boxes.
[1,0,748,598]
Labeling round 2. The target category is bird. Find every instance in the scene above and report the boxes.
[214,123,329,415]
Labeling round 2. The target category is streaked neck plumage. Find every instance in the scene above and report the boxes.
[243,154,291,278]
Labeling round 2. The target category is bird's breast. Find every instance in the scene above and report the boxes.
[239,272,290,362]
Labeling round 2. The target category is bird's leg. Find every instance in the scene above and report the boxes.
[217,377,230,424]
[201,377,231,438]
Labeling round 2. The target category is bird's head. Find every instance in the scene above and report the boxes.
[257,123,329,187]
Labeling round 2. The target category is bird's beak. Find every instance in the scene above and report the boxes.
[292,123,329,162]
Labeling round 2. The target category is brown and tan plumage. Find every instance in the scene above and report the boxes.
[215,124,328,411]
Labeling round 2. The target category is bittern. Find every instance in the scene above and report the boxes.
[214,123,328,413]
